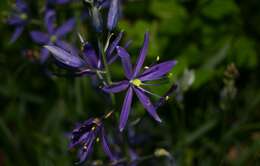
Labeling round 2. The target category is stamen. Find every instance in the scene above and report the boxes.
[144,66,149,69]
[138,87,162,98]
[165,96,170,101]
[156,56,160,61]
[50,35,57,43]
[91,126,96,131]
[130,79,142,87]
[96,137,100,142]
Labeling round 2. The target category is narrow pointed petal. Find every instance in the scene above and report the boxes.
[138,60,177,81]
[106,31,123,60]
[133,87,162,122]
[133,32,149,77]
[103,81,129,93]
[40,48,50,63]
[44,10,56,33]
[119,87,133,132]
[83,43,98,68]
[30,31,49,44]
[55,18,75,37]
[107,0,119,30]
[101,127,115,160]
[117,46,133,79]
[9,26,24,43]
[44,45,85,68]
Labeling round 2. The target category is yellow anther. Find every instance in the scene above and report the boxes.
[105,111,113,119]
[130,79,142,87]
[165,96,170,101]
[154,148,171,157]
[156,56,160,61]
[83,144,88,150]
[144,66,149,69]
[50,35,57,42]
[91,126,96,131]
[20,13,28,20]
[168,73,173,78]
[96,137,100,142]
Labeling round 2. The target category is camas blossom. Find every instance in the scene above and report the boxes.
[69,113,115,164]
[30,10,75,62]
[44,32,124,75]
[7,0,29,43]
[103,32,177,131]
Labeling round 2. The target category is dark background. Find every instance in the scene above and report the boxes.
[0,0,260,165]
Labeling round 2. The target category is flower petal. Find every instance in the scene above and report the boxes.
[106,31,123,61]
[55,0,70,4]
[16,0,28,12]
[7,16,23,25]
[40,47,50,63]
[133,87,162,122]
[119,87,133,132]
[103,81,129,93]
[44,10,56,34]
[117,46,133,79]
[9,26,24,43]
[82,43,99,68]
[132,32,149,78]
[107,0,119,30]
[44,45,85,68]
[101,127,115,160]
[55,18,75,37]
[30,31,49,44]
[138,60,177,81]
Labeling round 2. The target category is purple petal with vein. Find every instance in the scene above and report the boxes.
[103,81,129,93]
[138,60,177,81]
[44,45,85,68]
[119,87,133,131]
[30,31,49,44]
[132,32,149,78]
[55,18,75,37]
[133,87,162,122]
[117,46,133,79]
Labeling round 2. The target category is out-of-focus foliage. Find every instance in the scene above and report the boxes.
[0,0,260,165]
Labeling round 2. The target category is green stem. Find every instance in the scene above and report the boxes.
[97,34,116,105]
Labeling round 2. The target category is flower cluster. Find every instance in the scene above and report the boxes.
[7,0,177,164]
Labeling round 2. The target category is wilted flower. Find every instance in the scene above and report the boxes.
[103,32,177,131]
[7,0,29,43]
[44,32,124,75]
[30,10,75,62]
[69,114,115,164]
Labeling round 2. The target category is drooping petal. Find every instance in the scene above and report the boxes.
[44,10,56,34]
[82,43,98,68]
[107,0,119,31]
[132,32,149,78]
[119,87,133,132]
[91,6,103,32]
[55,18,75,37]
[40,47,50,63]
[103,81,129,93]
[106,31,123,61]
[101,127,115,160]
[133,87,162,122]
[138,60,177,81]
[116,46,133,79]
[9,26,24,43]
[44,45,85,68]
[30,31,49,44]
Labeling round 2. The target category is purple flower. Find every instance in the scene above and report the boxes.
[69,116,115,164]
[7,0,29,43]
[30,10,75,62]
[103,32,177,131]
[107,0,120,31]
[44,32,124,74]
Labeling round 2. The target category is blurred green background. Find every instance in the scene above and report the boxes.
[0,0,260,165]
